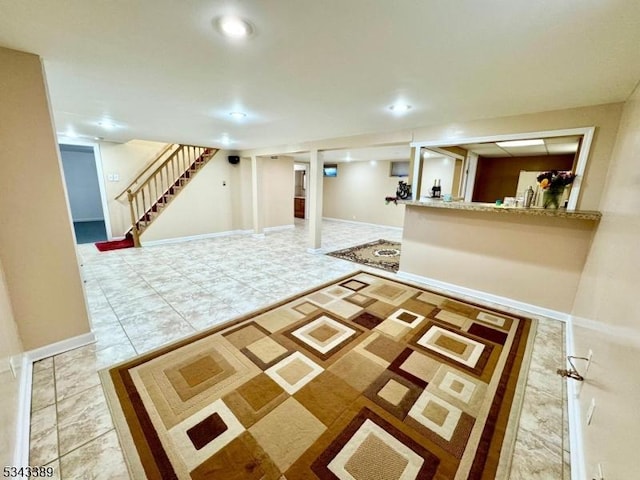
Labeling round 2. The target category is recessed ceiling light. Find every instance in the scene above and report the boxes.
[216,16,253,39]
[496,139,544,148]
[97,120,118,130]
[229,111,247,119]
[220,135,232,146]
[388,104,412,113]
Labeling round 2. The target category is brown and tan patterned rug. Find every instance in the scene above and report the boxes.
[327,240,401,272]
[101,272,535,480]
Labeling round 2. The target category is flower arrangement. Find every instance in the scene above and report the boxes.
[536,170,576,192]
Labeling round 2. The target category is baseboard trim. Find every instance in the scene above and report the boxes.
[396,270,570,322]
[140,229,245,247]
[73,217,105,223]
[13,354,32,467]
[26,332,96,363]
[264,224,295,232]
[13,331,96,467]
[396,271,583,475]
[322,217,403,231]
[565,316,586,480]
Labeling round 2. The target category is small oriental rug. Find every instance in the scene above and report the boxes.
[326,239,401,272]
[101,272,535,480]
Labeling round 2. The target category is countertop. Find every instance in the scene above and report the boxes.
[399,199,602,221]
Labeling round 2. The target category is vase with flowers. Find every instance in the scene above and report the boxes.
[536,170,576,209]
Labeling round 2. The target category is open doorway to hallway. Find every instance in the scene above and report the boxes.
[59,144,109,244]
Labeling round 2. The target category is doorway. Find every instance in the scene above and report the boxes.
[294,163,307,219]
[59,144,109,244]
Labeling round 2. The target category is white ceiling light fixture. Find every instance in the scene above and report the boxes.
[496,139,544,148]
[388,103,412,114]
[220,134,232,146]
[216,16,253,39]
[229,111,247,119]
[97,119,118,130]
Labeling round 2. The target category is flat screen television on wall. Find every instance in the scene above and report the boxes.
[323,165,338,177]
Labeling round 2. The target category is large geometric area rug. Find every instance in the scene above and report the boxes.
[101,272,536,480]
[326,239,401,273]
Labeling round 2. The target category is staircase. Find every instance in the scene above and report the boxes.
[119,144,218,246]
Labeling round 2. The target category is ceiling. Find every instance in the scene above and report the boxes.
[291,145,411,163]
[1,1,639,151]
[435,135,581,158]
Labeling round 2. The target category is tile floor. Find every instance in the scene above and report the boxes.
[29,220,569,479]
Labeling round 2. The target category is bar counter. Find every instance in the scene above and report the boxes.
[397,200,601,313]
[398,199,601,221]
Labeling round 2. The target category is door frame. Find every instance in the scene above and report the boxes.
[57,138,114,240]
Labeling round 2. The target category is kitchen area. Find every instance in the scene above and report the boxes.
[294,163,307,219]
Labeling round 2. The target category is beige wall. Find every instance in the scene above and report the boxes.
[242,103,623,212]
[0,258,22,466]
[140,150,237,242]
[236,158,254,230]
[323,160,406,227]
[0,47,89,350]
[98,139,169,237]
[140,152,291,242]
[263,156,294,228]
[0,259,22,369]
[400,206,597,312]
[570,85,640,478]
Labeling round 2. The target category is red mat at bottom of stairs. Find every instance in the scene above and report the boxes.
[95,236,134,252]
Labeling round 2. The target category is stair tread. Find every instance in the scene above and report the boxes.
[129,146,218,239]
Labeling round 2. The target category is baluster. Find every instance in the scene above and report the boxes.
[154,175,158,207]
[180,148,185,181]
[141,188,146,225]
[127,190,140,247]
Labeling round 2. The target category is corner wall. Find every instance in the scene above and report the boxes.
[0,46,90,350]
[323,160,406,227]
[569,85,640,478]
[0,258,22,466]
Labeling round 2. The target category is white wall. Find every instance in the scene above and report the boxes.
[59,145,104,221]
[419,156,455,198]
[570,84,640,479]
[323,160,405,227]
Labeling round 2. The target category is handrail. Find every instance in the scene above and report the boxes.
[115,143,176,200]
[131,145,185,197]
[130,145,214,197]
[125,145,217,246]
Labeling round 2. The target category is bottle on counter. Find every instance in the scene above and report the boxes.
[523,186,534,208]
[431,179,441,198]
